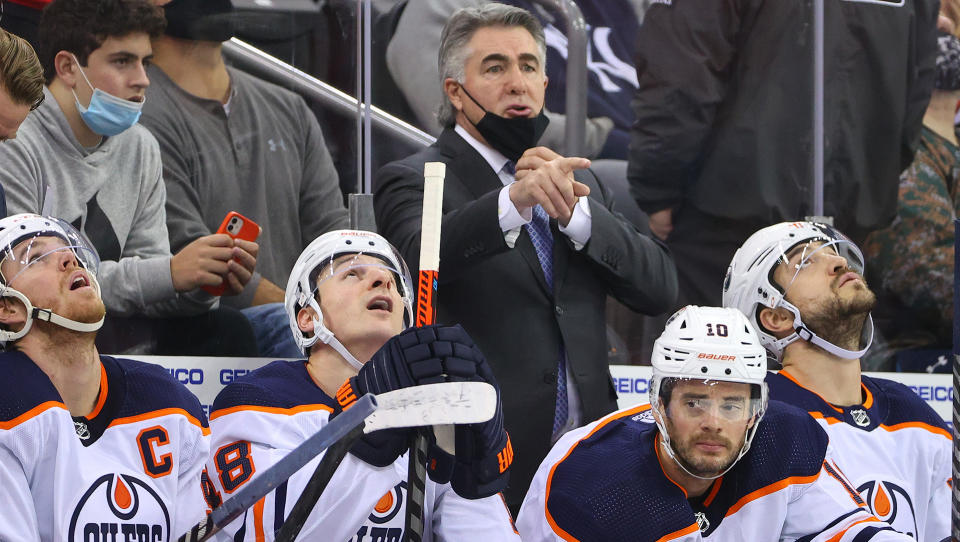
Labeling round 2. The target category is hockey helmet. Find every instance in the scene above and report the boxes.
[0,214,103,345]
[285,229,413,369]
[722,221,873,362]
[650,306,769,480]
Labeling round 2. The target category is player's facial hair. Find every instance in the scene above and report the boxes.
[665,416,744,478]
[802,279,876,351]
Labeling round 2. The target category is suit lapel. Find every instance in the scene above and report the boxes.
[439,129,555,297]
[438,129,502,201]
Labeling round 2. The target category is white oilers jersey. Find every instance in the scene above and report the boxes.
[518,402,915,541]
[206,360,519,541]
[767,371,952,541]
[0,352,211,541]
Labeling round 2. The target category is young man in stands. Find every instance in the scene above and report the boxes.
[0,0,260,356]
[724,221,951,540]
[206,230,518,539]
[140,0,348,357]
[0,213,211,540]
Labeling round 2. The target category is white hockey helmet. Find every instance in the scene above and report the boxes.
[0,214,104,346]
[650,306,769,480]
[285,230,414,369]
[722,221,873,362]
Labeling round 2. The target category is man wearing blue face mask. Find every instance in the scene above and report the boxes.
[373,2,678,514]
[0,0,261,357]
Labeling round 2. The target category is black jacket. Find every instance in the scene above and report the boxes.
[374,128,677,507]
[628,0,939,239]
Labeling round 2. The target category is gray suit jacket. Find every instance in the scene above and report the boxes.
[374,128,678,507]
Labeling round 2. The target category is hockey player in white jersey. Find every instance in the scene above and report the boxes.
[724,221,951,541]
[205,229,519,540]
[0,214,211,540]
[518,305,915,541]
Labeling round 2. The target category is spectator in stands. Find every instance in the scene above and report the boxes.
[629,0,939,311]
[0,0,259,356]
[724,221,951,540]
[141,0,349,358]
[860,32,960,371]
[0,28,44,146]
[374,3,677,513]
[386,0,650,160]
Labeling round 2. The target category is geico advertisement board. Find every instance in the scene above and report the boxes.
[134,357,954,427]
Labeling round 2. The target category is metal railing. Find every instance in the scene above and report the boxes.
[223,38,436,150]
[534,0,588,158]
[224,0,591,169]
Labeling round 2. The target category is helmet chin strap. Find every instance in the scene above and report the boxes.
[777,301,874,360]
[304,297,365,371]
[0,286,104,343]
[31,306,104,332]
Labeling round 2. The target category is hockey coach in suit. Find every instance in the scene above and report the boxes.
[374,2,677,512]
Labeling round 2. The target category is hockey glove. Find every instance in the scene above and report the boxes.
[334,324,484,468]
[450,348,512,499]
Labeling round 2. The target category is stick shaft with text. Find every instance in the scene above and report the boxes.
[403,162,445,542]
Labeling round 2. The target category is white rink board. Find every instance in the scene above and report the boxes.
[131,357,953,427]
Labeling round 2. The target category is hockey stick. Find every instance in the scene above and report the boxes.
[276,379,499,540]
[180,382,495,542]
[273,382,497,542]
[404,162,446,542]
[274,423,365,541]
[178,394,375,542]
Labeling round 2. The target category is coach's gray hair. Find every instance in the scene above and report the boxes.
[436,3,546,128]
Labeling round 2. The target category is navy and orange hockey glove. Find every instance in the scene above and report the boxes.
[450,347,512,499]
[334,324,485,472]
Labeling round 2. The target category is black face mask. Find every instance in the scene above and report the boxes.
[163,0,237,43]
[460,86,550,162]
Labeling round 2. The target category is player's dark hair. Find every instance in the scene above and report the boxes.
[37,0,166,84]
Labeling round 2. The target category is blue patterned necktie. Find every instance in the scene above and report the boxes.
[505,161,568,433]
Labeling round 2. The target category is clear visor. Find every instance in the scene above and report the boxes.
[773,238,864,298]
[660,377,765,423]
[0,224,100,289]
[311,251,410,301]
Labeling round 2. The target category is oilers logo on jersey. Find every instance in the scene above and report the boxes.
[858,479,918,538]
[68,473,170,542]
[351,482,406,542]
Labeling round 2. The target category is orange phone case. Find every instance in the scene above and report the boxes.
[203,211,262,296]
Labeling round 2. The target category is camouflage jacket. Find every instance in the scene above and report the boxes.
[863,126,958,349]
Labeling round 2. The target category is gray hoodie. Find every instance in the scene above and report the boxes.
[0,87,215,317]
